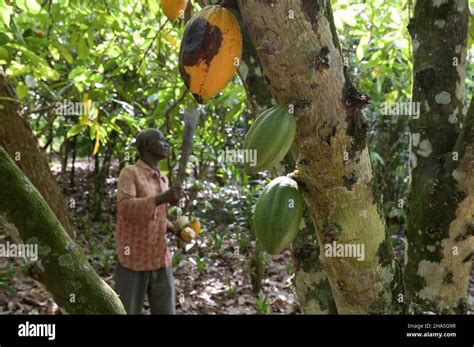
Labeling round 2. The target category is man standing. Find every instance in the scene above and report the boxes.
[114,129,184,314]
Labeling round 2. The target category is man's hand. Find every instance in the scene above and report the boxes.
[166,219,178,235]
[155,186,184,206]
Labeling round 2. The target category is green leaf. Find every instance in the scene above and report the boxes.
[56,44,73,64]
[68,66,88,81]
[5,61,30,77]
[0,46,10,62]
[225,102,245,122]
[0,33,10,46]
[36,63,60,81]
[67,124,85,138]
[7,43,43,65]
[77,36,89,60]
[86,29,94,49]
[117,113,139,132]
[16,0,43,14]
[356,35,371,61]
[9,19,25,44]
[107,121,122,133]
[48,45,60,60]
[0,0,13,27]
[16,82,27,100]
[147,0,159,14]
[69,31,79,49]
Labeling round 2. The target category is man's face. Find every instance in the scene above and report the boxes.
[145,131,169,160]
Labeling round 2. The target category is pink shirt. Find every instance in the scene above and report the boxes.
[115,160,171,271]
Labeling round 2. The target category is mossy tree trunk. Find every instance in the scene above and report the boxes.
[0,69,75,238]
[238,0,404,314]
[0,147,125,314]
[235,9,337,313]
[405,0,472,314]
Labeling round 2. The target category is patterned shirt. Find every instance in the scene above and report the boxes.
[115,159,171,271]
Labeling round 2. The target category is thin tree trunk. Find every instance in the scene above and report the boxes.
[406,0,472,314]
[70,136,77,187]
[236,10,337,313]
[61,136,70,173]
[0,147,125,314]
[0,70,75,238]
[238,0,403,314]
[93,131,118,220]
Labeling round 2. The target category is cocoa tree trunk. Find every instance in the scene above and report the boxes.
[291,209,338,314]
[236,10,336,313]
[0,69,74,238]
[405,0,472,314]
[0,147,125,314]
[238,0,403,314]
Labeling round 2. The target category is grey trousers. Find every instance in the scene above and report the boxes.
[115,262,176,314]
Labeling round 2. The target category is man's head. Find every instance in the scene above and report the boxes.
[136,129,169,160]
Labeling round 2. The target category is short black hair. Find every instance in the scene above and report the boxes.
[136,129,163,156]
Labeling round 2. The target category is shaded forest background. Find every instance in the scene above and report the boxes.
[0,0,473,314]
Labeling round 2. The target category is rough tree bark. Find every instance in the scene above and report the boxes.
[406,0,472,314]
[238,0,404,314]
[0,69,75,238]
[0,147,125,314]
[236,10,337,314]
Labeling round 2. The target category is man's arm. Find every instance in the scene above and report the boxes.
[155,186,183,206]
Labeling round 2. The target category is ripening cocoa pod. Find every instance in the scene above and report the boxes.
[161,0,187,21]
[179,5,242,103]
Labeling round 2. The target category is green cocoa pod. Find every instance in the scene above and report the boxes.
[243,105,296,174]
[253,176,304,255]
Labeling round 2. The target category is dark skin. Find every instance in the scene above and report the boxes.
[137,129,184,236]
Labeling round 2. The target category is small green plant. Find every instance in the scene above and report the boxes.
[173,249,183,267]
[89,240,99,257]
[285,262,294,275]
[98,250,114,273]
[236,231,249,254]
[227,284,237,299]
[211,227,231,254]
[194,256,206,274]
[0,262,16,294]
[255,292,271,315]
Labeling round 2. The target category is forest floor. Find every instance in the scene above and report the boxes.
[0,159,472,314]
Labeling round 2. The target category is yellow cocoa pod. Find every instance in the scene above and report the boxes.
[179,5,242,104]
[189,218,201,235]
[160,0,187,21]
[180,227,196,242]
[175,216,190,230]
